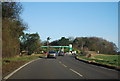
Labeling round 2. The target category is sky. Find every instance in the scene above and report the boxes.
[20,2,118,48]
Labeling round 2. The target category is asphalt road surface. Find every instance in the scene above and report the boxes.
[5,55,119,79]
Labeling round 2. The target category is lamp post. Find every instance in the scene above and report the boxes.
[69,44,72,54]
[47,37,51,52]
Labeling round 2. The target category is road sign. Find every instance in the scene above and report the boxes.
[69,44,72,51]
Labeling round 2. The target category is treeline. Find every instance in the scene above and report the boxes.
[50,37,70,46]
[73,37,117,54]
[2,2,41,57]
[43,37,118,54]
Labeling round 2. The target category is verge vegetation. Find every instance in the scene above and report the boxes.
[2,54,44,78]
[77,54,120,69]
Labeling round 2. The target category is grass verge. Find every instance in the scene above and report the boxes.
[2,54,45,78]
[77,55,120,70]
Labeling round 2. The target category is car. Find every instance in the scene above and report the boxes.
[58,51,65,56]
[47,51,57,58]
[65,52,70,55]
[43,51,48,55]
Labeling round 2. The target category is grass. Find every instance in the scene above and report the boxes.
[2,54,44,77]
[94,55,120,66]
[94,55,119,62]
[77,55,120,67]
[3,55,38,63]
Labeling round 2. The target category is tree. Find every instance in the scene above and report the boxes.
[20,33,41,55]
[50,37,71,46]
[68,36,75,43]
[41,41,48,46]
[47,37,51,41]
[2,2,22,20]
[57,37,70,46]
[2,2,27,57]
[49,40,59,46]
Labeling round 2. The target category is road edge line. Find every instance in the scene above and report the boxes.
[3,58,41,79]
[75,56,120,71]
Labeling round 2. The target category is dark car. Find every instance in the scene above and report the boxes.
[47,51,57,58]
[58,51,65,56]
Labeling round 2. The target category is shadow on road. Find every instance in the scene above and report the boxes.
[39,56,57,59]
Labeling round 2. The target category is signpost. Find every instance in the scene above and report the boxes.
[69,44,72,51]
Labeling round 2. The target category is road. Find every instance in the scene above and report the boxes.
[5,55,119,80]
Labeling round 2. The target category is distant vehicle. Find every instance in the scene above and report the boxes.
[58,51,65,56]
[65,52,70,55]
[43,51,48,55]
[72,51,77,55]
[47,51,57,58]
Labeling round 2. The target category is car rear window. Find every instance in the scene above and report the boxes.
[59,51,64,53]
[49,51,57,53]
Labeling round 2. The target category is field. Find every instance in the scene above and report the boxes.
[77,54,120,68]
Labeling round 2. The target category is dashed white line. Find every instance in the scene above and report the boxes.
[59,61,67,67]
[69,68,83,77]
[62,64,67,67]
[58,60,83,77]
[59,61,62,64]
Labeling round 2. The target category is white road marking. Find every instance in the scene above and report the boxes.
[62,64,67,67]
[59,61,62,64]
[89,64,117,71]
[77,57,117,72]
[69,68,83,77]
[4,58,41,79]
[99,66,117,71]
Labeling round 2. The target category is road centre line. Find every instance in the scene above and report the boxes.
[58,60,83,77]
[59,61,62,64]
[69,68,83,77]
[62,64,67,67]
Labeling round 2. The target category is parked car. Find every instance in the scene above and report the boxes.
[47,51,57,58]
[58,51,65,56]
